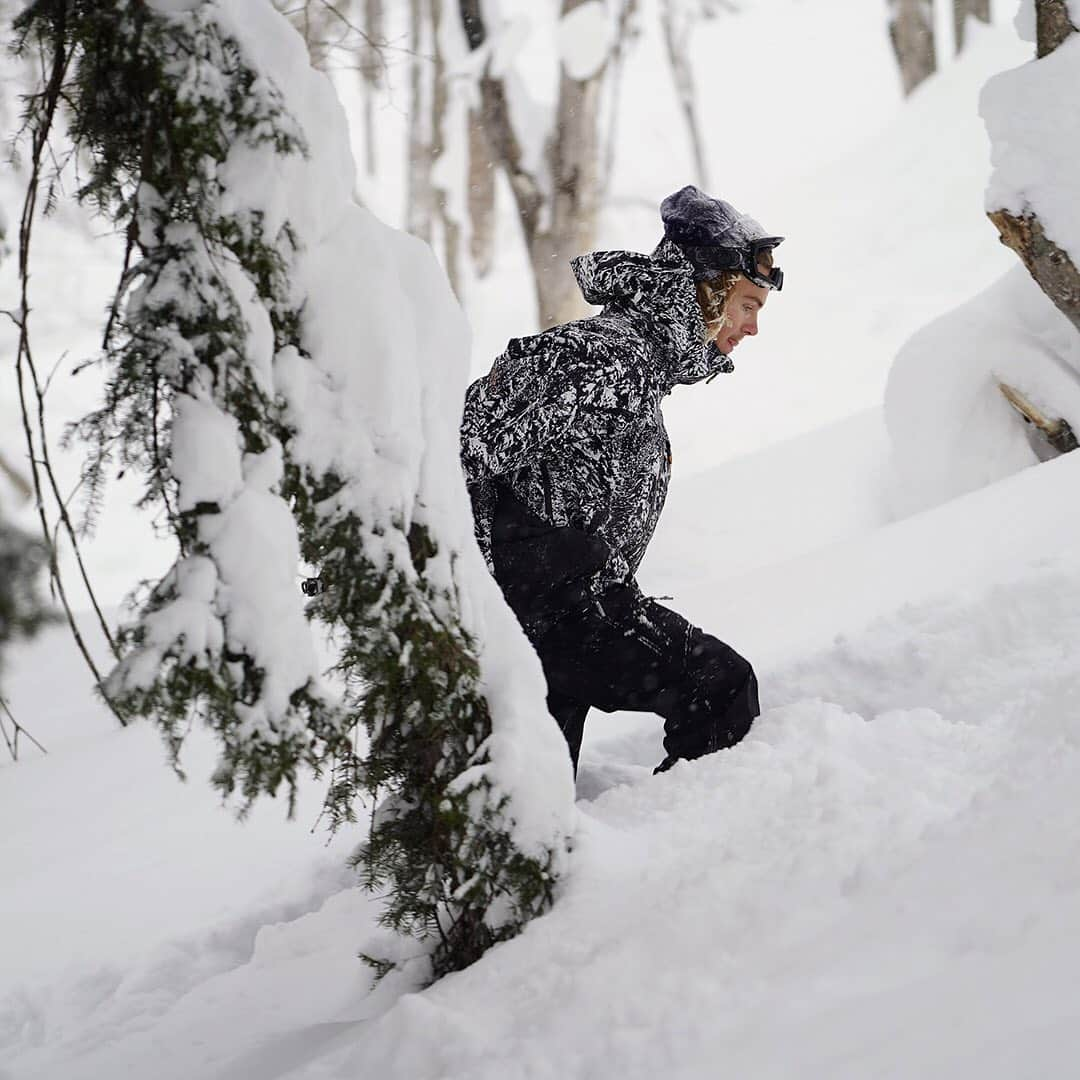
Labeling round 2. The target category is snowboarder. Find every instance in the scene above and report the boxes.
[460,185,783,775]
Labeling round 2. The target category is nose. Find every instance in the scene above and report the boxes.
[744,316,758,336]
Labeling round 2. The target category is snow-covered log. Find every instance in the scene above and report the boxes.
[14,0,572,979]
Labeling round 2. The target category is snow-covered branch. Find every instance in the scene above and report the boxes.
[14,0,572,979]
[983,1,1080,333]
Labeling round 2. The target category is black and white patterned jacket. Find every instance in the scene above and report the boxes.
[460,239,733,598]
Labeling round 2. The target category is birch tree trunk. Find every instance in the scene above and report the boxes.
[407,0,437,244]
[431,0,464,299]
[952,0,990,52]
[987,0,1080,333]
[467,114,496,278]
[532,0,606,327]
[457,0,609,328]
[660,0,709,189]
[358,0,384,175]
[888,0,937,95]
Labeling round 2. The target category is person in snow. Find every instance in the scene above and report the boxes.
[460,185,784,775]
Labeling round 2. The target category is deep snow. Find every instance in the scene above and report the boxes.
[8,410,1080,1080]
[4,1,1080,1078]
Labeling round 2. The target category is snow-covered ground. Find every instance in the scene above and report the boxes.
[6,1,1080,1077]
[7,408,1080,1080]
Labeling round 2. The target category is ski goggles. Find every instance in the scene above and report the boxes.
[682,236,785,291]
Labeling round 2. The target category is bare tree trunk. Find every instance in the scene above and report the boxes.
[431,0,463,298]
[532,29,606,327]
[458,0,607,328]
[888,0,937,96]
[359,0,384,175]
[407,0,436,244]
[467,114,496,278]
[952,0,990,52]
[660,0,709,190]
[988,2,1080,332]
[1036,0,1077,56]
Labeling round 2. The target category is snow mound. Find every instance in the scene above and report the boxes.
[10,432,1080,1080]
[883,266,1080,519]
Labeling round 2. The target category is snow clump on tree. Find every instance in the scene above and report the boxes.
[884,6,1080,518]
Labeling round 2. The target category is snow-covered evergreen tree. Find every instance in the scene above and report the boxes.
[14,0,572,979]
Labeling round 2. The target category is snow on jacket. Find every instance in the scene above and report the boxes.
[460,239,733,597]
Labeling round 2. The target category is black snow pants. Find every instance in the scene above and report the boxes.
[490,484,759,774]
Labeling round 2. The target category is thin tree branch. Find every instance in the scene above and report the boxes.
[15,18,126,722]
[0,694,48,760]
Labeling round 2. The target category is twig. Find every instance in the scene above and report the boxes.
[0,694,48,760]
[15,17,126,724]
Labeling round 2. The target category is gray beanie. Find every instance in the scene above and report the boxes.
[661,185,784,290]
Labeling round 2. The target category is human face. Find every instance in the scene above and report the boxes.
[716,275,768,354]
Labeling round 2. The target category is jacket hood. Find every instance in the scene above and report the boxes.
[571,240,734,390]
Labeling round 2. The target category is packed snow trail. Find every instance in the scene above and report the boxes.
[7,450,1080,1079]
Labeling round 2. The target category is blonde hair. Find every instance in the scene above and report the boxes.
[695,250,774,340]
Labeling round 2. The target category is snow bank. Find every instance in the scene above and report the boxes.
[884,21,1080,519]
[883,267,1080,517]
[213,0,574,853]
[21,460,1080,1077]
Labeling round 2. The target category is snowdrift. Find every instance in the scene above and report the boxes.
[884,267,1080,518]
[7,441,1080,1079]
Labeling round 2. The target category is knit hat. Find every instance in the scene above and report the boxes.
[660,185,784,291]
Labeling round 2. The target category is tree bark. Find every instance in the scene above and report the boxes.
[888,0,936,96]
[987,3,1080,333]
[953,0,990,53]
[359,0,384,175]
[431,0,463,299]
[533,0,606,327]
[989,210,1080,335]
[406,0,436,244]
[1036,0,1078,57]
[458,0,606,328]
[467,113,496,278]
